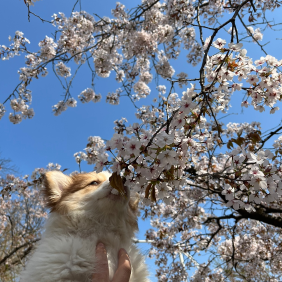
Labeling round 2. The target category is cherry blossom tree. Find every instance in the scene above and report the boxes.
[2,0,282,280]
[0,160,48,281]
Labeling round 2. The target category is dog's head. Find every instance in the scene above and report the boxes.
[43,171,138,229]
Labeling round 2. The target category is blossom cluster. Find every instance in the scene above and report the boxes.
[206,40,282,114]
[8,98,35,124]
[55,62,71,77]
[2,0,280,126]
[74,136,109,172]
[78,88,101,104]
[0,31,30,61]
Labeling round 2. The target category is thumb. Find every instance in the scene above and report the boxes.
[112,249,131,282]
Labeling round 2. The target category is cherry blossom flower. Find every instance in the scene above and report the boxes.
[213,38,226,49]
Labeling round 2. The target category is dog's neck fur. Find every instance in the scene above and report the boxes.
[43,208,136,245]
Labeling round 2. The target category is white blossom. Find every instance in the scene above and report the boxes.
[55,62,71,77]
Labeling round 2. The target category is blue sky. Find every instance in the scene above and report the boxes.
[1,0,282,280]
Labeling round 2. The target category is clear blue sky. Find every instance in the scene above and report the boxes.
[1,0,282,280]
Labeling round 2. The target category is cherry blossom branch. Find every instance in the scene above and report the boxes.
[238,14,268,55]
[25,3,53,24]
[256,125,282,152]
[199,0,252,88]
[0,238,40,266]
[129,0,161,21]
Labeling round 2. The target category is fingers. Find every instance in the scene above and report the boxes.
[92,243,109,282]
[112,248,131,282]
[92,244,131,282]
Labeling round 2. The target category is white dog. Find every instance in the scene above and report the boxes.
[20,171,149,282]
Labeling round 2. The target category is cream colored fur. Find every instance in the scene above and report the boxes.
[20,171,149,282]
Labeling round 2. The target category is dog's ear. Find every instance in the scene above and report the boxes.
[43,171,72,209]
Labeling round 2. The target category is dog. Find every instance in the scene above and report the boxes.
[20,171,149,282]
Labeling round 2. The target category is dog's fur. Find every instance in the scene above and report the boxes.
[20,171,149,282]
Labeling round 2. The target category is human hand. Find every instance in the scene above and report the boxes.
[92,243,131,282]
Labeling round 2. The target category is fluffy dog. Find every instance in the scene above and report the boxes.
[20,171,149,282]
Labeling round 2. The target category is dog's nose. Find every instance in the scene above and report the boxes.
[109,172,126,196]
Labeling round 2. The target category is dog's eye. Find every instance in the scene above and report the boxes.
[88,180,99,186]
